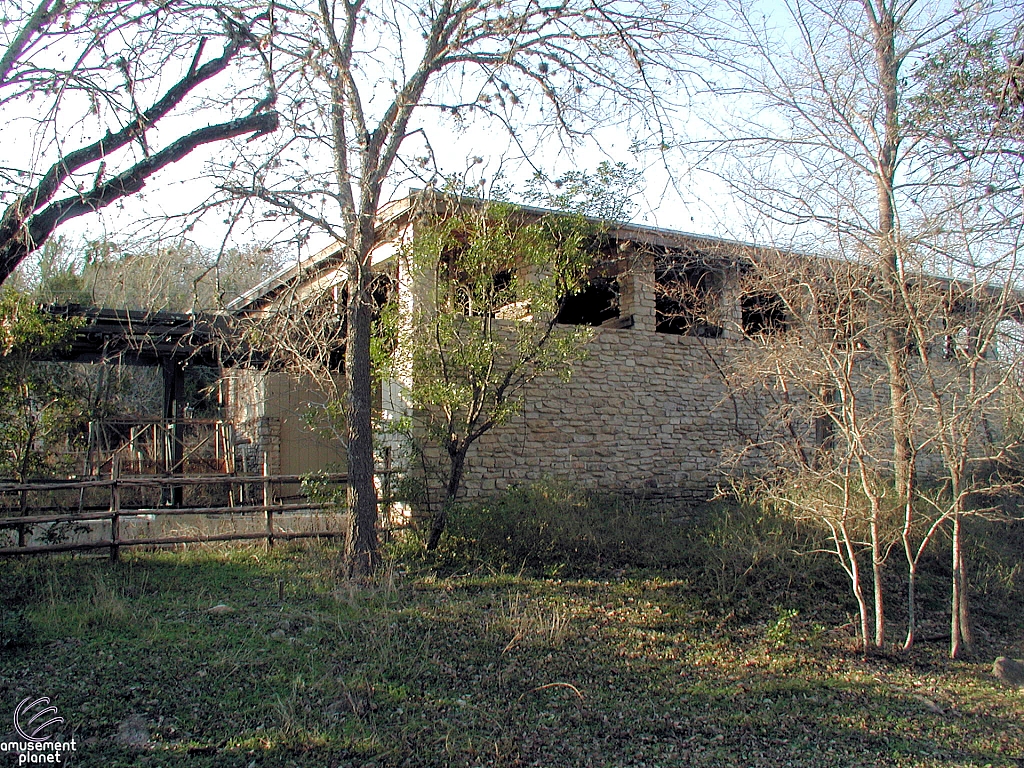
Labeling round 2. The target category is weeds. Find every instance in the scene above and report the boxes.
[765,607,799,649]
[0,506,1023,767]
[272,677,326,745]
[436,480,690,572]
[494,592,572,653]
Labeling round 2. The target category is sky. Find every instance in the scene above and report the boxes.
[51,99,743,266]
[0,0,755,274]
[7,0,1011,287]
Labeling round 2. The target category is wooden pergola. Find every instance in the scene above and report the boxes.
[38,304,262,505]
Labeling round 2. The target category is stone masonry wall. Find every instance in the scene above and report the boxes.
[450,328,768,504]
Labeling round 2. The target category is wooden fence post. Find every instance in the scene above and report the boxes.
[263,454,274,550]
[381,447,392,544]
[110,457,121,562]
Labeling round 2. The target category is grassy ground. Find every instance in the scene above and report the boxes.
[1,543,1023,768]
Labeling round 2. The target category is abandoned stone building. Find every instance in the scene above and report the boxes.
[225,191,1007,506]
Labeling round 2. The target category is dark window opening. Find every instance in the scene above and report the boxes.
[742,293,787,336]
[491,269,514,296]
[655,261,723,337]
[370,272,394,313]
[557,277,620,326]
[461,268,517,317]
[441,246,518,317]
[370,272,399,359]
[326,287,347,371]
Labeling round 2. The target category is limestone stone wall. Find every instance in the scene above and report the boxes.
[447,328,770,504]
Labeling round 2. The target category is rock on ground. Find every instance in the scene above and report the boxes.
[993,657,1024,687]
[115,714,150,746]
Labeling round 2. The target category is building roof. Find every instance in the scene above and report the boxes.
[39,304,260,368]
[225,191,773,312]
[224,190,1024,323]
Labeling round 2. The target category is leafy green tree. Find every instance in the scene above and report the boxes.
[909,21,1024,165]
[0,291,84,485]
[390,197,599,550]
[523,162,644,222]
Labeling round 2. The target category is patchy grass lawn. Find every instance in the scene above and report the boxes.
[1,544,1023,767]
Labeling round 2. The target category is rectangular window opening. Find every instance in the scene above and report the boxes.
[742,293,788,336]
[556,276,620,326]
[655,258,724,337]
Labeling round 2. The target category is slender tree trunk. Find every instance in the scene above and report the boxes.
[851,553,871,657]
[840,523,871,655]
[950,510,964,658]
[17,400,33,548]
[950,507,972,658]
[959,563,973,648]
[902,472,918,650]
[870,511,885,648]
[904,559,917,650]
[426,442,469,551]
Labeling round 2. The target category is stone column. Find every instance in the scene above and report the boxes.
[719,266,744,340]
[617,244,657,332]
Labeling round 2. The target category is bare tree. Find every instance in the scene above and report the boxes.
[217,0,710,574]
[0,0,278,284]
[693,0,1023,656]
[722,253,900,654]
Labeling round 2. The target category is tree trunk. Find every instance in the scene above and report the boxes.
[851,553,871,657]
[902,476,918,650]
[904,561,917,650]
[950,510,972,658]
[868,2,916,511]
[344,249,380,577]
[870,512,885,648]
[840,523,871,656]
[426,443,469,551]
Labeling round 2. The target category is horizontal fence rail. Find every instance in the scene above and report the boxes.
[0,469,393,559]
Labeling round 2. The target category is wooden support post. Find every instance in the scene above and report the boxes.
[86,420,96,476]
[263,454,274,550]
[110,457,121,562]
[162,358,185,507]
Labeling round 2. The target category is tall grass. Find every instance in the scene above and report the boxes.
[428,481,690,572]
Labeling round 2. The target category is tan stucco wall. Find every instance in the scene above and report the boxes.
[227,369,346,480]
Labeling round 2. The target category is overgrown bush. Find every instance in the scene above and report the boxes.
[435,481,689,572]
[411,482,841,604]
[678,499,844,616]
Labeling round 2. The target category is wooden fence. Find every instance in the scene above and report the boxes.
[0,467,384,559]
